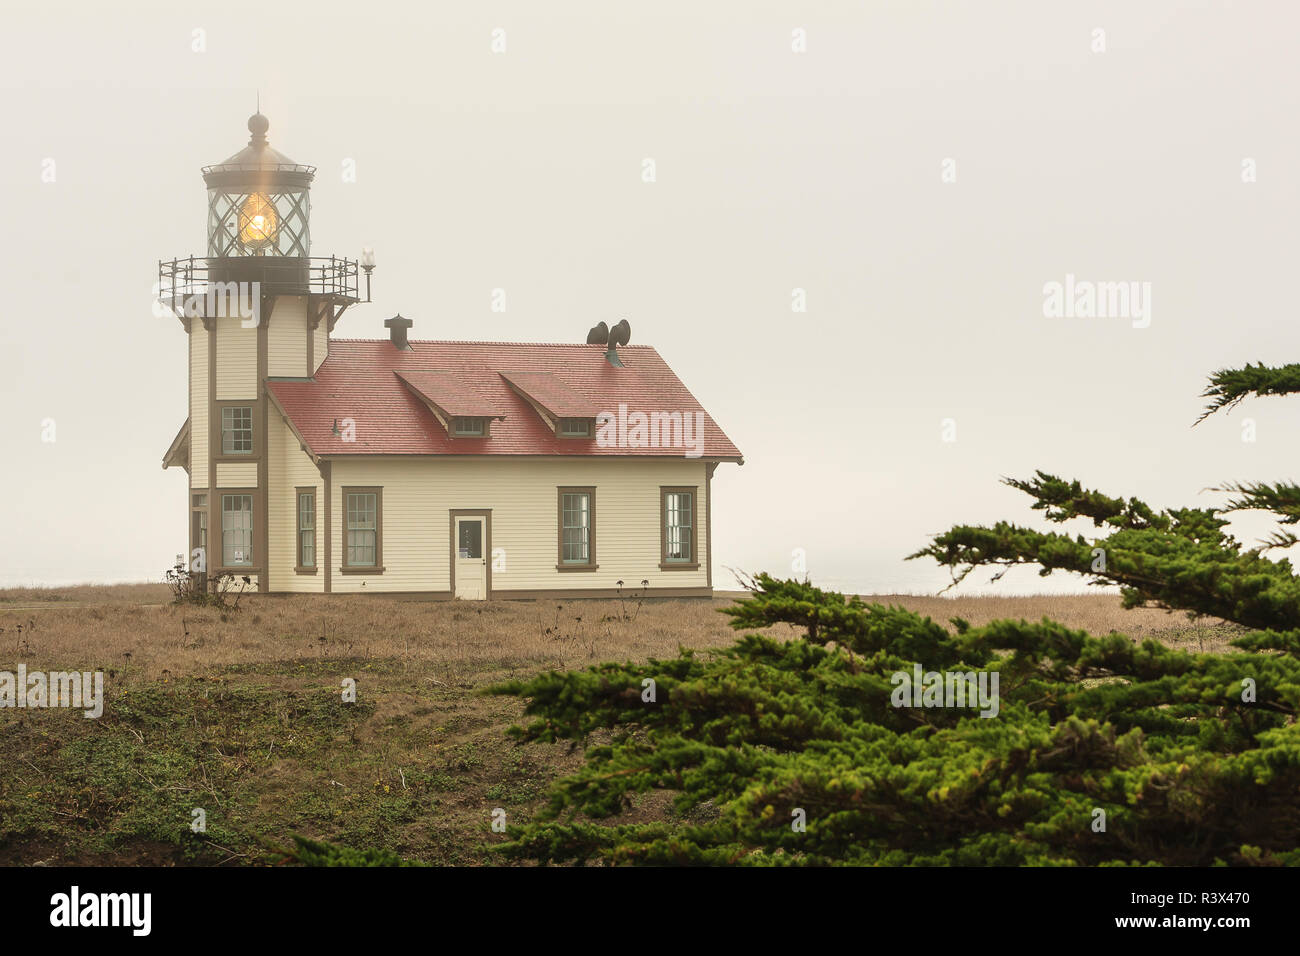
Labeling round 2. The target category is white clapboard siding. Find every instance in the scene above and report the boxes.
[267,415,324,592]
[325,457,709,593]
[312,321,329,374]
[267,295,308,378]
[216,462,257,486]
[214,317,257,399]
[190,330,208,488]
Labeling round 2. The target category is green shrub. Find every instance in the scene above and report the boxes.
[488,363,1300,866]
[276,834,421,867]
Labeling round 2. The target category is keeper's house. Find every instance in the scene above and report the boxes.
[160,114,742,598]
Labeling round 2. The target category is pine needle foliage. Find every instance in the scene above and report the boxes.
[273,834,421,867]
[1197,361,1300,423]
[489,366,1300,866]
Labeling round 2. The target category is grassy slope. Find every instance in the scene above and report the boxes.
[0,586,1241,865]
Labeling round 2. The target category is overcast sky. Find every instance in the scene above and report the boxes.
[2,1,1298,594]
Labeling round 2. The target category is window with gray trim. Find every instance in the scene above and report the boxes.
[298,491,315,569]
[452,417,486,436]
[560,491,592,564]
[192,493,208,564]
[222,494,252,566]
[346,492,378,567]
[664,491,693,562]
[558,418,592,437]
[221,406,253,454]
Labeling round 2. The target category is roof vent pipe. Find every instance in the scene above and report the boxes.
[384,314,413,350]
[586,318,632,367]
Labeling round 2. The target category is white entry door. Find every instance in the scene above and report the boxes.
[454,516,487,599]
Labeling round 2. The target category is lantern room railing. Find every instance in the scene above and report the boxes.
[157,255,363,316]
[200,162,317,175]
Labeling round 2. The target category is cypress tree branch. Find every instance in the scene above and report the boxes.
[1214,480,1300,524]
[909,476,1300,631]
[1196,361,1300,423]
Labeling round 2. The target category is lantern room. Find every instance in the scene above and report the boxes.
[202,112,313,259]
[159,111,371,317]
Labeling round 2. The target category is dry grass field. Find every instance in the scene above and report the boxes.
[0,583,1241,866]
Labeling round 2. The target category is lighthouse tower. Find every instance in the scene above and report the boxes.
[160,113,367,591]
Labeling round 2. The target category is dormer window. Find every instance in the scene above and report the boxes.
[394,372,503,439]
[452,417,486,436]
[498,371,601,439]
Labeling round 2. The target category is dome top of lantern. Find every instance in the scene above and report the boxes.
[202,113,316,189]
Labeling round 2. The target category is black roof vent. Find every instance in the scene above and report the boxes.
[385,314,413,350]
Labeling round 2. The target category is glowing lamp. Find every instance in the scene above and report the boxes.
[238,193,279,250]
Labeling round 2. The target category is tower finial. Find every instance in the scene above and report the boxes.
[247,108,269,146]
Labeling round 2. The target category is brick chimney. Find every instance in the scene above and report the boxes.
[384,314,413,350]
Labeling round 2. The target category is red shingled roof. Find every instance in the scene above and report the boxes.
[266,340,743,461]
[395,370,505,419]
[498,370,603,419]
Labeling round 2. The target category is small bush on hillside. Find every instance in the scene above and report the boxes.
[164,556,250,610]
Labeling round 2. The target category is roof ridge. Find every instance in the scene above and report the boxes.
[329,338,654,348]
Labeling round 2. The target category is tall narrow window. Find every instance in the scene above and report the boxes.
[191,493,208,568]
[557,487,596,570]
[222,494,253,566]
[221,406,253,454]
[661,487,698,570]
[296,489,316,572]
[342,488,383,571]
